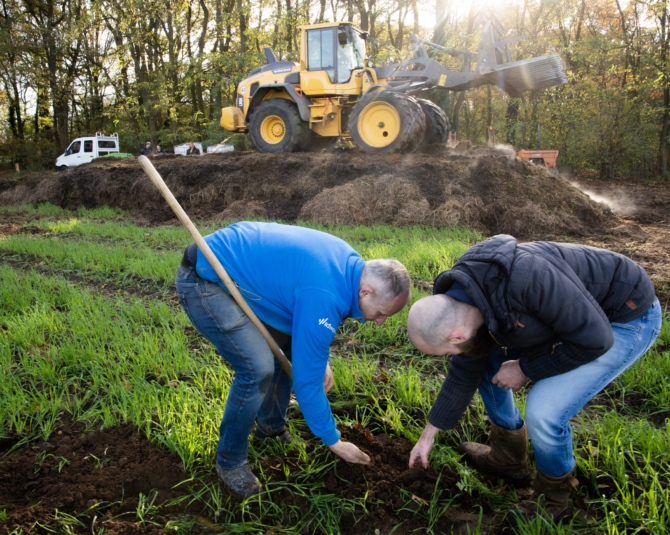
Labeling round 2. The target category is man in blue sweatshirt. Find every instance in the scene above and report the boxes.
[175,222,411,499]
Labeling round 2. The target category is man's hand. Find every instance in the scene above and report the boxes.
[492,359,529,391]
[323,362,334,394]
[409,422,441,469]
[329,440,370,464]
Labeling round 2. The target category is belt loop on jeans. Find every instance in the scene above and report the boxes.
[181,259,200,277]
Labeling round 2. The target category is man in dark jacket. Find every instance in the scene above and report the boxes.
[407,235,661,520]
[186,142,200,155]
[139,142,152,155]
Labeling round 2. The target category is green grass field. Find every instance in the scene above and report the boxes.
[0,204,668,534]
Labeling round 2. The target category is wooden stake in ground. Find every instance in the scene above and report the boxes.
[138,156,293,379]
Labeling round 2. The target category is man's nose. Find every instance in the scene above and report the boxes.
[375,317,387,326]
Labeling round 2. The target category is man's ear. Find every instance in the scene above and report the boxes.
[447,333,468,345]
[359,285,374,298]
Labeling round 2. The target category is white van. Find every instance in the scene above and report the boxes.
[55,132,120,170]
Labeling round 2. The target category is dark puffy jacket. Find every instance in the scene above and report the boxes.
[428,235,656,430]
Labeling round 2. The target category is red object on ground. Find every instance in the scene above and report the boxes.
[517,149,559,169]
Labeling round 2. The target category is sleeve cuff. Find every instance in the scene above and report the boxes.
[321,427,341,447]
[518,357,541,382]
[519,354,565,382]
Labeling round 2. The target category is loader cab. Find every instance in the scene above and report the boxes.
[301,23,367,93]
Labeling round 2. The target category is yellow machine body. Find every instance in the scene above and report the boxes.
[219,22,382,138]
[218,14,567,154]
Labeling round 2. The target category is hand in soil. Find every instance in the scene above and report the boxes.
[409,422,440,469]
[329,440,371,464]
[323,362,334,393]
[491,359,528,391]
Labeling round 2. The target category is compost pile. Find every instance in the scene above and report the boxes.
[0,143,618,238]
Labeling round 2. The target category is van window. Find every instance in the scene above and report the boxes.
[98,140,117,149]
[84,140,93,153]
[68,141,81,154]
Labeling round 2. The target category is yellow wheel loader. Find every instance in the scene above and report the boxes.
[220,13,566,155]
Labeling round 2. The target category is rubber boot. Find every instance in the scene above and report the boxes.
[513,468,579,522]
[459,421,530,486]
[215,464,262,500]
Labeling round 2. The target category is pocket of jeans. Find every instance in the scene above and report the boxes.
[611,322,641,332]
[176,280,198,289]
[175,282,200,303]
[645,315,663,322]
[198,280,226,297]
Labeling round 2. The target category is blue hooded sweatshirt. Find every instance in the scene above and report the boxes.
[195,222,365,446]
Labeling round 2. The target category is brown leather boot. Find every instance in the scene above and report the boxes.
[513,468,579,522]
[459,421,530,486]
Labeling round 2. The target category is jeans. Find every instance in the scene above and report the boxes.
[175,264,293,469]
[478,299,662,477]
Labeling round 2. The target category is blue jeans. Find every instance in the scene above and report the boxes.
[479,299,662,477]
[175,264,293,469]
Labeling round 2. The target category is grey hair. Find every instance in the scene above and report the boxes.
[361,259,411,303]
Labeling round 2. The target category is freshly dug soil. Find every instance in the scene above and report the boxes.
[0,144,618,238]
[0,422,188,534]
[312,426,496,534]
[0,421,497,534]
[231,424,497,534]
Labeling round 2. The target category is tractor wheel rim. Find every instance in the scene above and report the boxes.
[260,115,286,144]
[358,102,401,148]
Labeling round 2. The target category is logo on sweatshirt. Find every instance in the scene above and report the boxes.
[318,318,337,334]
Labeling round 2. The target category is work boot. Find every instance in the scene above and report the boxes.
[215,464,262,500]
[459,421,530,486]
[512,468,579,522]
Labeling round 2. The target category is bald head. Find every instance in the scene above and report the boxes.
[407,294,484,355]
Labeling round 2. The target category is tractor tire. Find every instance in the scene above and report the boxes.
[416,98,450,146]
[248,99,310,153]
[349,91,426,154]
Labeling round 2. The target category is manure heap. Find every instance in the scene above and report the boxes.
[0,143,618,238]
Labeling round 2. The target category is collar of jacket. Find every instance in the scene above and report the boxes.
[348,257,366,321]
[432,234,519,334]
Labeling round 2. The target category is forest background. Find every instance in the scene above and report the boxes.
[1,0,670,180]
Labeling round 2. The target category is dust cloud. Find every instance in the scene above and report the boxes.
[562,175,637,217]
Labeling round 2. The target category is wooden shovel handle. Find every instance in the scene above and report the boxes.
[138,156,293,379]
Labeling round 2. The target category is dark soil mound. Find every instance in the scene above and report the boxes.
[0,422,187,534]
[0,145,618,238]
[246,424,497,534]
[318,426,496,534]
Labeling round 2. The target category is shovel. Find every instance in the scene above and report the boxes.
[138,156,293,379]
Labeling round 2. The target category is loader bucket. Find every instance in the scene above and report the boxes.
[487,54,567,96]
